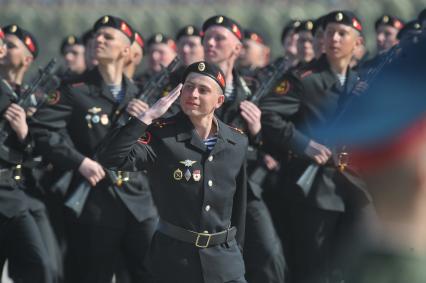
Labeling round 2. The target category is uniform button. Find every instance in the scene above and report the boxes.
[208,155,214,162]
[205,205,211,212]
[208,180,213,187]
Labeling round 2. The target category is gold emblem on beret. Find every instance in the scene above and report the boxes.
[155,33,163,43]
[10,25,17,33]
[198,62,206,71]
[102,16,109,24]
[383,15,389,23]
[216,16,224,24]
[336,13,344,22]
[306,21,314,30]
[67,36,76,45]
[187,26,194,35]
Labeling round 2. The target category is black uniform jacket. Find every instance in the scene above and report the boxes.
[0,79,34,218]
[98,112,248,283]
[30,68,156,227]
[261,55,371,212]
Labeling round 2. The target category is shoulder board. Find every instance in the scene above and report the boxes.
[227,125,245,135]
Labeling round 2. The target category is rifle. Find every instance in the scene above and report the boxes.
[249,56,290,103]
[63,59,183,215]
[296,44,404,196]
[229,57,290,129]
[138,57,181,104]
[0,58,60,164]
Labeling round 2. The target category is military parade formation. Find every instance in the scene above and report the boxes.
[0,7,426,283]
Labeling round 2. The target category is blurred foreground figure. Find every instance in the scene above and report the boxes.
[323,29,426,283]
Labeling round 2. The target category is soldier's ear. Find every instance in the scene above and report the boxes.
[23,54,33,68]
[216,94,225,109]
[233,41,243,56]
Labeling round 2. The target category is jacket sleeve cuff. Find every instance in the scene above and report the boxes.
[289,129,310,154]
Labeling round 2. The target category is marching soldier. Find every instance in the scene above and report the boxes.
[261,11,373,283]
[136,33,177,85]
[30,15,157,283]
[0,26,52,283]
[98,61,248,283]
[124,30,144,81]
[59,34,87,78]
[202,15,286,283]
[360,15,404,72]
[81,29,98,71]
[238,30,270,77]
[312,16,326,59]
[279,20,302,69]
[176,25,204,67]
[323,30,426,282]
[295,20,316,66]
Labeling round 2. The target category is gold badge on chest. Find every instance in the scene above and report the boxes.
[173,168,183,180]
[86,107,108,128]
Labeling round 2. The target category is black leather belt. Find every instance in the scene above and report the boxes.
[157,219,237,248]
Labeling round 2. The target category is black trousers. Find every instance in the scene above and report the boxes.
[244,197,286,283]
[64,211,157,283]
[0,211,52,283]
[279,198,375,283]
[29,198,64,282]
[155,276,247,283]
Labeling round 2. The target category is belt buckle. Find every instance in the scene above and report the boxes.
[195,232,212,248]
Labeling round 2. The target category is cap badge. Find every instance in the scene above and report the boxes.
[336,13,344,22]
[10,25,17,33]
[102,16,109,24]
[198,62,206,71]
[216,16,224,24]
[306,21,314,30]
[68,36,76,45]
[155,33,163,43]
[187,26,194,35]
[383,15,389,23]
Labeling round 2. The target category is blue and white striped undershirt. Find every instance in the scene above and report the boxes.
[203,135,218,151]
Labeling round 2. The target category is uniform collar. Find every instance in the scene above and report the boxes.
[176,113,238,153]
[89,67,139,107]
[318,55,340,90]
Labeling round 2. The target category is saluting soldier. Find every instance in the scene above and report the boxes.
[0,26,52,283]
[202,15,286,283]
[98,61,248,283]
[261,11,373,283]
[30,15,157,283]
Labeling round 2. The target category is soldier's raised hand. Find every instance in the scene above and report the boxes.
[4,103,29,141]
[127,99,149,117]
[137,83,182,125]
